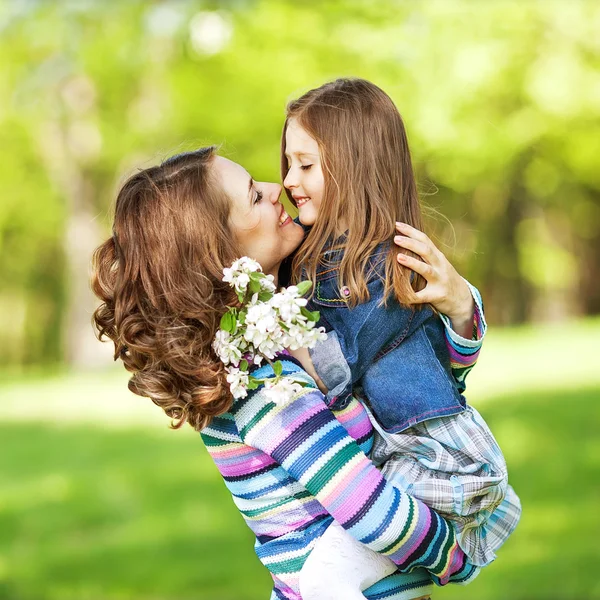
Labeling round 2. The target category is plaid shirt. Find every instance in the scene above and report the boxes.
[368,403,522,567]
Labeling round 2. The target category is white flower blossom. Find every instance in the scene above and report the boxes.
[214,257,327,400]
[263,377,304,406]
[222,257,264,294]
[226,367,249,399]
[212,329,241,366]
[270,287,307,324]
[232,256,262,273]
[244,303,280,349]
[260,273,277,293]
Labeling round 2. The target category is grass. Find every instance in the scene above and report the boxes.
[0,424,271,600]
[1,319,599,599]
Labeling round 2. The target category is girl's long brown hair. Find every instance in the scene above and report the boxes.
[281,78,424,307]
[91,147,241,431]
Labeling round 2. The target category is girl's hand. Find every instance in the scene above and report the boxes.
[394,222,475,338]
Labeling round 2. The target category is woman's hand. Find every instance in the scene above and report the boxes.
[394,222,475,338]
[287,347,329,394]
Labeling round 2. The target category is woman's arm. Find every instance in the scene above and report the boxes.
[394,222,487,391]
[438,280,486,392]
[233,360,478,586]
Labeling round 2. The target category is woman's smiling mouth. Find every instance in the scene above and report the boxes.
[279,209,292,226]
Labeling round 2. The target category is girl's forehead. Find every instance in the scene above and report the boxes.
[285,119,319,154]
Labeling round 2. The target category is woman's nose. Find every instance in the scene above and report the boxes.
[269,183,282,203]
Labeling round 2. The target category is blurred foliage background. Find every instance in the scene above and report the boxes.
[0,1,599,599]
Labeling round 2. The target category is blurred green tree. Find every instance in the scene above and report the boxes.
[0,0,598,368]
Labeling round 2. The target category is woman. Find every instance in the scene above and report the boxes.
[91,147,482,599]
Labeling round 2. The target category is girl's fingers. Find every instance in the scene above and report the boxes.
[396,253,434,280]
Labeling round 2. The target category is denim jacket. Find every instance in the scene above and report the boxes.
[306,242,485,434]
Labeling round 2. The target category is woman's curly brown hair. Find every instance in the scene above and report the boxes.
[91,147,242,431]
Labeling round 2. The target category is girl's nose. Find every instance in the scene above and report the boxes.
[283,169,296,190]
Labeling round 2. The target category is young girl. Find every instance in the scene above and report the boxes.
[281,78,521,598]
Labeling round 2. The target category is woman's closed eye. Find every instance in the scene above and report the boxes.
[254,189,263,204]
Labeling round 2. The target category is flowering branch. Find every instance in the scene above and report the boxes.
[212,257,326,405]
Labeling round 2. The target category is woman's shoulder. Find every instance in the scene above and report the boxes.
[200,359,318,442]
[232,355,320,412]
[248,353,312,380]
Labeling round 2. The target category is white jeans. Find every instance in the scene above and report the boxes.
[299,520,398,600]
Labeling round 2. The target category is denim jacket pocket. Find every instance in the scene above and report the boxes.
[310,246,388,309]
[312,272,349,308]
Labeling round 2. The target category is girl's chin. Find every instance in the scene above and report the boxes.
[298,206,317,226]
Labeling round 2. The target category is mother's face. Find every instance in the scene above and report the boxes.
[213,156,305,277]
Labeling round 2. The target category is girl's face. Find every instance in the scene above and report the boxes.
[283,118,324,227]
[213,156,305,278]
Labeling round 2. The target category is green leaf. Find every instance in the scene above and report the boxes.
[240,359,249,371]
[249,278,261,294]
[273,360,283,376]
[258,291,274,302]
[220,311,236,333]
[238,311,247,325]
[296,280,313,296]
[292,379,310,388]
[247,377,260,390]
[301,306,320,322]
[250,271,264,281]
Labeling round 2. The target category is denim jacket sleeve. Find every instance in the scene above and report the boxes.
[309,278,487,405]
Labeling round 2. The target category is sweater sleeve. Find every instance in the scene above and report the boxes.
[232,370,477,586]
[439,279,487,393]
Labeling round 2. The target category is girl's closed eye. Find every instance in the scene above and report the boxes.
[300,164,313,171]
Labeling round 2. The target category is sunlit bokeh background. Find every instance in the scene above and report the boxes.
[1,1,599,599]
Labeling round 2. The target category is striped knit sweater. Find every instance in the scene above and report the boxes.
[439,280,486,392]
[201,356,480,599]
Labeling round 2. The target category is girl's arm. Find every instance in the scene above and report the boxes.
[233,360,478,586]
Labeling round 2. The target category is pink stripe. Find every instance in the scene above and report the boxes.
[437,541,462,584]
[321,458,382,524]
[336,400,364,423]
[211,445,252,459]
[336,403,372,441]
[218,453,277,477]
[447,343,479,366]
